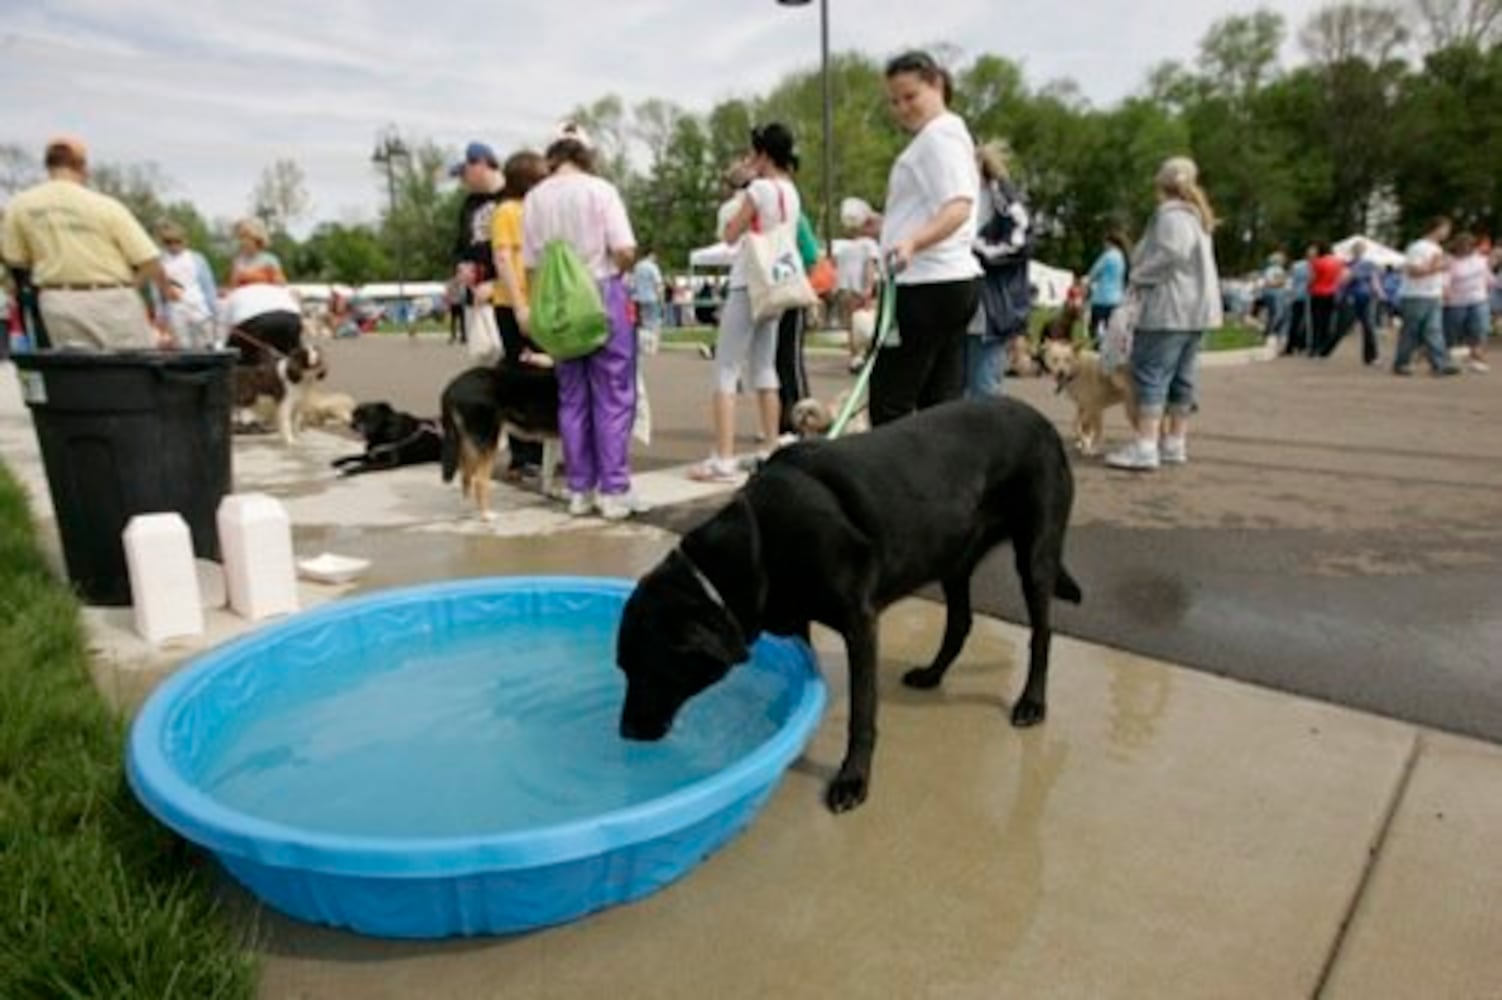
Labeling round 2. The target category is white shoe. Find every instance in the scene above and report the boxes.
[1469,359,1490,373]
[1106,439,1160,471]
[1159,436,1188,465]
[567,491,594,517]
[594,492,636,521]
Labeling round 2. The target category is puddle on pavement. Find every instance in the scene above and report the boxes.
[293,524,676,593]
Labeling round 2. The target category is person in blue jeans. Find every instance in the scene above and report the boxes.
[1394,217,1461,377]
[1323,240,1383,365]
[1107,157,1223,472]
[1086,230,1129,348]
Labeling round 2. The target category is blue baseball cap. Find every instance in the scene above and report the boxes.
[449,141,499,177]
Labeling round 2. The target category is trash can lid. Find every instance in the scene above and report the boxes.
[14,349,239,370]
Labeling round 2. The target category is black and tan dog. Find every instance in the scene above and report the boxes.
[616,397,1082,813]
[331,402,443,476]
[440,360,562,520]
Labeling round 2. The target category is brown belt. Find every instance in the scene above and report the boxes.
[39,282,132,291]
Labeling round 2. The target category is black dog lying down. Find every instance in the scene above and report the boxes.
[616,397,1082,813]
[331,402,443,477]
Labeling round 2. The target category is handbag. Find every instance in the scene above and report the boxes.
[464,304,502,365]
[741,185,818,324]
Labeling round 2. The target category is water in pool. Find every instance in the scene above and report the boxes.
[197,614,789,838]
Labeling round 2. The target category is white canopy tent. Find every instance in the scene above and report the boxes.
[1334,236,1405,269]
[1028,261,1075,308]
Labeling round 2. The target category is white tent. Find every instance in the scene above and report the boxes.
[688,242,737,270]
[1335,236,1405,269]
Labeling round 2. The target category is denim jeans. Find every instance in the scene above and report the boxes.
[964,334,1006,399]
[1130,329,1202,415]
[1325,297,1380,364]
[1444,302,1491,348]
[1395,298,1450,372]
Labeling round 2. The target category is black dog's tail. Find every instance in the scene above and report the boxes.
[1055,566,1083,604]
[440,407,460,483]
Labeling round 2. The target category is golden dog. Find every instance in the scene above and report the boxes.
[1040,340,1136,456]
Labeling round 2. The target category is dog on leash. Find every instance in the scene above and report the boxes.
[233,345,328,444]
[331,402,443,476]
[1040,340,1136,455]
[440,360,562,520]
[616,397,1082,813]
[789,389,869,439]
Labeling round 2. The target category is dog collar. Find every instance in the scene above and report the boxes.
[674,547,746,648]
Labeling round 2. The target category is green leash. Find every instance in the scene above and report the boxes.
[828,277,897,440]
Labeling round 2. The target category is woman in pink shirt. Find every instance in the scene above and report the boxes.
[1444,233,1492,372]
[522,125,640,520]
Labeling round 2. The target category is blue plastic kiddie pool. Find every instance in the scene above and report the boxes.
[127,576,826,939]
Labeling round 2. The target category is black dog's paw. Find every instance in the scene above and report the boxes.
[1010,697,1047,728]
[901,666,944,690]
[825,769,869,813]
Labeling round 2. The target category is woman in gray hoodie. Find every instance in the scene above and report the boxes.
[1107,157,1223,471]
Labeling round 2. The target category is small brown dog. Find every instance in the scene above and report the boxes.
[1040,340,1135,456]
[790,390,869,439]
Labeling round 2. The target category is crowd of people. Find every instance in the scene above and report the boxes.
[1254,223,1498,375]
[5,49,1495,500]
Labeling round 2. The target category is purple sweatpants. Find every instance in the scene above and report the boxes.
[558,277,636,496]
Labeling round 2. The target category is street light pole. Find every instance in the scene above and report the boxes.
[778,0,834,259]
[371,130,411,337]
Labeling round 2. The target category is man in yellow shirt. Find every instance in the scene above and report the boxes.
[0,137,173,349]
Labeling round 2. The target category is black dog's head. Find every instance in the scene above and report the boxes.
[350,402,397,444]
[616,498,763,741]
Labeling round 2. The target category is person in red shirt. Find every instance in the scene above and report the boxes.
[1308,241,1345,355]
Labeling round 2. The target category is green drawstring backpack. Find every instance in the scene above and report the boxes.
[528,240,609,360]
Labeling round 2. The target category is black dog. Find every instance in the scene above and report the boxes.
[331,402,443,476]
[440,360,562,518]
[616,397,1082,813]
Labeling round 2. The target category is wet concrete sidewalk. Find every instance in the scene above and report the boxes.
[3,360,1501,998]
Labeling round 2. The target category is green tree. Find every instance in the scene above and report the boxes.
[1390,42,1502,234]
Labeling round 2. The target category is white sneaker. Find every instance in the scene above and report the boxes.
[1106,439,1161,471]
[594,492,636,521]
[567,491,594,517]
[1469,358,1490,373]
[1159,436,1188,465]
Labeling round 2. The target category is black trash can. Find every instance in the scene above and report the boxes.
[14,350,237,606]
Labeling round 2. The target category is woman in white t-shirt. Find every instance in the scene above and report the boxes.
[690,123,805,482]
[871,51,982,426]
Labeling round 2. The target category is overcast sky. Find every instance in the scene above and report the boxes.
[2,0,1330,230]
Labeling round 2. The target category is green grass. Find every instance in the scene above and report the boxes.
[0,463,256,999]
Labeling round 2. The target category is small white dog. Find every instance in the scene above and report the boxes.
[298,389,356,428]
[790,389,869,439]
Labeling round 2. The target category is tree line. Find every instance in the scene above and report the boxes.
[3,1,1498,284]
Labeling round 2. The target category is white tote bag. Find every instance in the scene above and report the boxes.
[464,304,502,365]
[1099,293,1140,375]
[740,185,817,324]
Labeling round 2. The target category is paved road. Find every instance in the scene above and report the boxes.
[319,332,1502,743]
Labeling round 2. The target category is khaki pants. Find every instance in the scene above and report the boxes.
[39,288,156,350]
